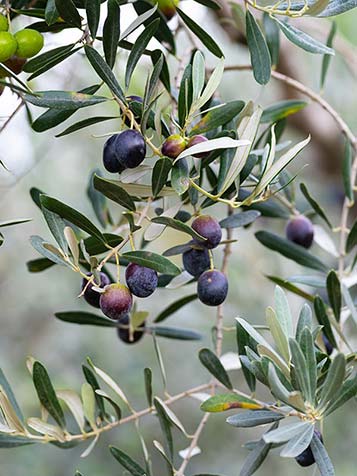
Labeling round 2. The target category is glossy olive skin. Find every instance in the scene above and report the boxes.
[197,270,228,306]
[161,134,187,159]
[125,263,158,298]
[182,248,210,278]
[295,431,323,467]
[116,129,146,169]
[100,283,133,320]
[192,215,222,249]
[187,135,209,158]
[286,215,314,249]
[117,314,145,344]
[14,29,44,58]
[81,272,111,308]
[103,134,126,173]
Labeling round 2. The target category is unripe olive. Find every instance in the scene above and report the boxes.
[14,29,44,58]
[161,134,187,159]
[0,32,17,63]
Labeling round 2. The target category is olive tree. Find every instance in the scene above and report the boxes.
[0,0,356,475]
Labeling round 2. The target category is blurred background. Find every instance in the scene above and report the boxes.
[0,1,356,475]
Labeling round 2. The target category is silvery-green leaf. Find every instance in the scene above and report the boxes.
[27,417,66,442]
[87,359,129,406]
[266,307,290,362]
[175,137,250,163]
[189,58,224,114]
[280,423,314,458]
[0,390,25,433]
[144,203,181,242]
[56,389,84,432]
[263,421,311,444]
[227,410,284,428]
[119,4,157,41]
[192,51,205,102]
[341,284,357,324]
[219,106,262,195]
[154,397,188,436]
[274,286,293,337]
[81,383,96,430]
[81,434,99,458]
[313,225,338,257]
[310,433,335,476]
[319,353,346,410]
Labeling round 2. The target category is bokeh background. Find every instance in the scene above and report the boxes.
[0,2,356,475]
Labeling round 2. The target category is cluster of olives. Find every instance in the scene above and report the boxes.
[103,129,146,174]
[161,133,208,159]
[81,263,158,344]
[0,15,44,68]
[286,215,314,249]
[182,215,228,306]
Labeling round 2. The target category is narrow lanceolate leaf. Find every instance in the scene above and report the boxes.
[154,397,188,436]
[324,377,357,416]
[319,353,346,410]
[144,368,153,406]
[40,195,106,243]
[55,0,81,28]
[321,21,336,89]
[120,5,157,41]
[314,296,337,348]
[30,235,69,267]
[219,210,261,229]
[25,90,107,110]
[255,231,328,272]
[263,13,280,68]
[23,44,76,73]
[0,390,24,432]
[55,311,117,327]
[274,286,293,337]
[176,8,223,57]
[85,0,101,39]
[346,220,357,253]
[201,393,262,413]
[176,137,250,162]
[150,216,206,243]
[93,174,136,211]
[253,136,311,198]
[190,100,245,135]
[326,271,341,322]
[110,446,146,476]
[56,116,118,138]
[41,207,68,253]
[27,418,65,442]
[103,0,120,68]
[122,251,181,276]
[0,369,24,422]
[274,18,335,55]
[56,390,85,432]
[191,51,205,102]
[342,140,353,202]
[240,425,277,476]
[0,218,31,228]
[266,307,289,363]
[84,45,126,103]
[154,294,197,323]
[199,348,233,389]
[310,433,335,476]
[45,0,59,25]
[261,100,307,123]
[300,183,332,228]
[263,421,312,444]
[148,326,202,341]
[219,106,262,195]
[152,158,171,197]
[32,361,66,428]
[280,424,314,458]
[246,10,271,85]
[125,19,160,88]
[289,338,310,400]
[299,328,317,404]
[226,410,284,428]
[0,434,38,448]
[154,398,174,460]
[81,383,97,430]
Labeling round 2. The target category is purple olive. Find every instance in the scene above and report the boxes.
[286,215,314,249]
[81,272,111,308]
[100,283,133,320]
[197,269,228,306]
[192,215,222,249]
[125,262,158,298]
